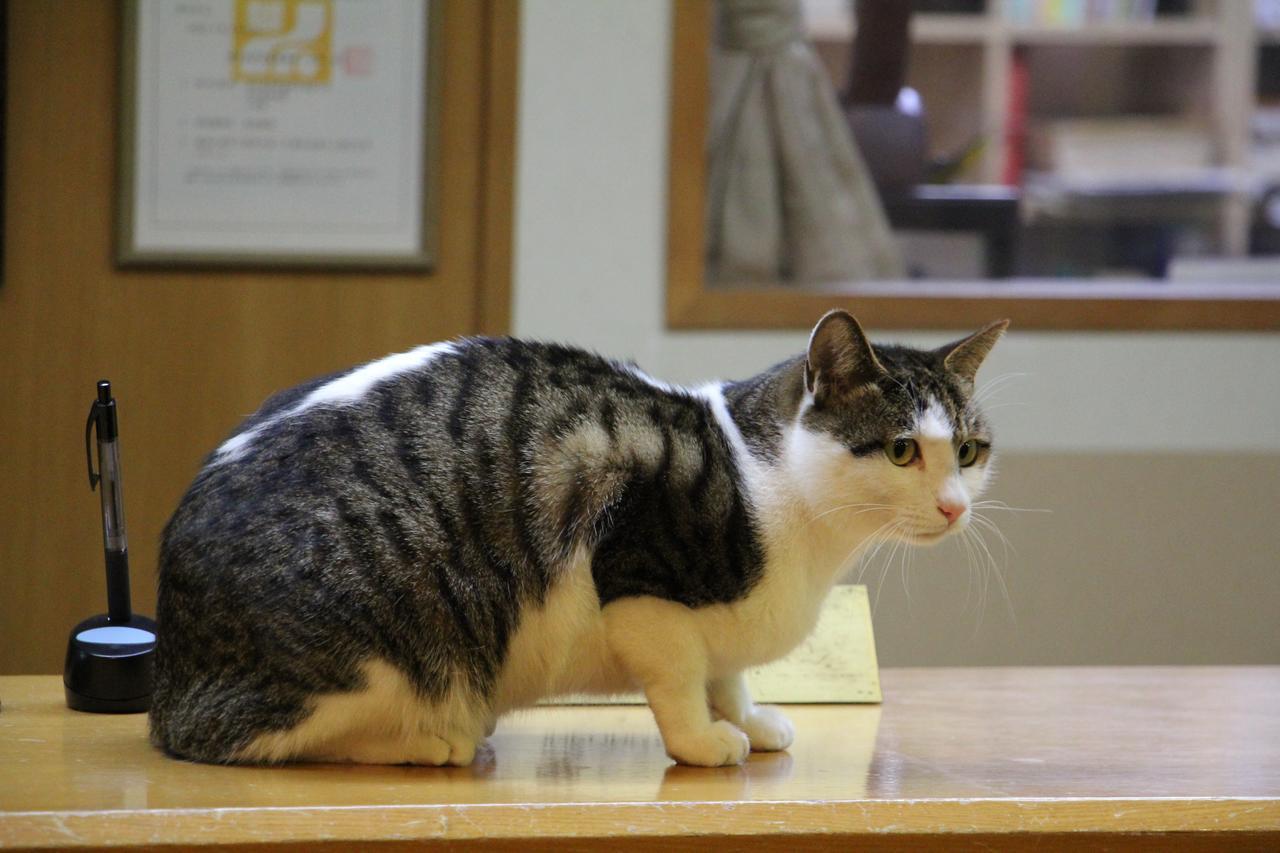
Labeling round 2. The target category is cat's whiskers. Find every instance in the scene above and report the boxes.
[899,516,920,611]
[972,371,1024,399]
[842,516,899,571]
[871,524,913,614]
[958,527,989,635]
[969,372,1029,410]
[802,502,894,529]
[970,511,1016,558]
[881,371,914,400]
[965,526,992,626]
[852,518,904,585]
[956,523,980,617]
[875,532,906,612]
[965,518,1016,624]
[975,403,1029,417]
[971,500,1051,514]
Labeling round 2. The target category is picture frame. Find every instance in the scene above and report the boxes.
[117,0,440,270]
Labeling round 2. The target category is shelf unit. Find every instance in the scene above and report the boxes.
[809,10,1225,46]
[1006,18,1222,44]
[804,0,1259,254]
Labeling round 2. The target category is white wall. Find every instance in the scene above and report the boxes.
[513,0,1280,454]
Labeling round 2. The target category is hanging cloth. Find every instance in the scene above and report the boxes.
[706,0,903,284]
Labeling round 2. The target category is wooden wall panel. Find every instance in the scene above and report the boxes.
[0,1,515,673]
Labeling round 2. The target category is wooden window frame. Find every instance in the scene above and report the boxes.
[665,1,1280,331]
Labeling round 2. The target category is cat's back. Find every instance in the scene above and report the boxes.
[161,336,676,550]
[156,334,726,618]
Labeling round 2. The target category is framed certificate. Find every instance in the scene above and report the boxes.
[118,0,439,269]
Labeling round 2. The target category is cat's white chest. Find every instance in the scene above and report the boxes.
[491,505,849,709]
[491,549,631,710]
[693,545,833,676]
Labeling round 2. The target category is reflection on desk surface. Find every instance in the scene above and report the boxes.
[3,668,1279,811]
[0,678,879,811]
[1,668,1278,847]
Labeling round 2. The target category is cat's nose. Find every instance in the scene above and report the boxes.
[937,502,965,525]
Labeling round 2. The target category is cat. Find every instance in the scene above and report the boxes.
[150,309,1007,767]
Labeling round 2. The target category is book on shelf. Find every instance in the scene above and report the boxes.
[1006,0,1163,26]
[1002,48,1030,185]
[1026,117,1214,183]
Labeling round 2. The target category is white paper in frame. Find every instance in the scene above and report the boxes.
[117,0,439,270]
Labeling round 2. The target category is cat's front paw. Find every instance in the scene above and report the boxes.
[666,720,751,767]
[741,705,794,752]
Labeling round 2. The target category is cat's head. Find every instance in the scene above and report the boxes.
[787,309,1008,545]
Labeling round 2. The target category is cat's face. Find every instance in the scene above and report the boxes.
[788,310,1007,546]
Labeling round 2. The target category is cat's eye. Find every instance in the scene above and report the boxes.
[885,438,918,466]
[958,440,979,467]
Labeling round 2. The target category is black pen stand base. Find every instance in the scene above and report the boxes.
[63,614,157,714]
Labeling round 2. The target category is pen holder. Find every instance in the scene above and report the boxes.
[64,614,157,713]
[69,379,157,713]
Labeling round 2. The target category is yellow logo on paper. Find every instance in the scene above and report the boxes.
[233,0,333,85]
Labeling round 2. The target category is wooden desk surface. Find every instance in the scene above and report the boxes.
[1,668,1277,851]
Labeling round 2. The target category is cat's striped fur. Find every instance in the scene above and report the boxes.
[150,310,1007,766]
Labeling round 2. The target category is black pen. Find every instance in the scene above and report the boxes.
[69,380,156,712]
[85,380,132,623]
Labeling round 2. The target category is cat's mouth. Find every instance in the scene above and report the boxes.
[900,525,954,545]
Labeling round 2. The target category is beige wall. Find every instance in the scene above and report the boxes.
[513,1,1280,664]
[869,453,1280,665]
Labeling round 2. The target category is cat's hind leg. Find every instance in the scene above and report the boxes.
[602,596,750,767]
[317,728,479,766]
[235,659,485,766]
[320,732,452,765]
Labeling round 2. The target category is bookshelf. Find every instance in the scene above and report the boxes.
[1006,18,1222,43]
[665,0,1280,328]
[805,0,1259,256]
[809,10,1225,45]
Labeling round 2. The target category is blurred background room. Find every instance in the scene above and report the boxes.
[1,0,1278,675]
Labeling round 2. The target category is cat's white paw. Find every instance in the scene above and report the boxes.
[741,705,794,752]
[666,720,751,767]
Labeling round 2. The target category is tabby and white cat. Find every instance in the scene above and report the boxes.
[151,310,1007,767]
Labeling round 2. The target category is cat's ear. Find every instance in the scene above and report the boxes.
[938,319,1010,384]
[805,309,885,405]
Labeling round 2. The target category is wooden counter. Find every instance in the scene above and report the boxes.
[1,668,1277,850]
